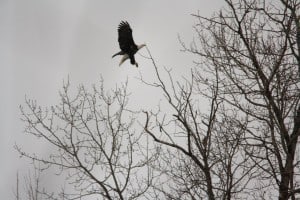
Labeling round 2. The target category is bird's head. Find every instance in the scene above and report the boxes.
[138,43,146,50]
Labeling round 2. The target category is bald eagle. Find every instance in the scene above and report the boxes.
[112,21,146,67]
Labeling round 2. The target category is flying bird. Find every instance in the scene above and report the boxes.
[112,21,146,67]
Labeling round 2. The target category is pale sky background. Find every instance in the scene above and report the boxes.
[0,0,222,199]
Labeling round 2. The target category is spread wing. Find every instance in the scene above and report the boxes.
[118,21,136,53]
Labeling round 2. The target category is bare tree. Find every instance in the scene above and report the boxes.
[189,0,300,199]
[142,0,300,199]
[14,169,43,200]
[142,46,256,199]
[16,79,155,200]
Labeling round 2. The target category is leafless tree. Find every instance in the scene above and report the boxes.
[142,0,300,199]
[142,46,256,200]
[14,171,41,200]
[17,79,156,200]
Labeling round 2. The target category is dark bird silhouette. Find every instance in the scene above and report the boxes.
[112,21,146,67]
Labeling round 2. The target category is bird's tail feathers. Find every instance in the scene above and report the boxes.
[119,54,129,66]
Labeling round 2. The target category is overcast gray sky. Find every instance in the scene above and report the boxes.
[0,0,222,199]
